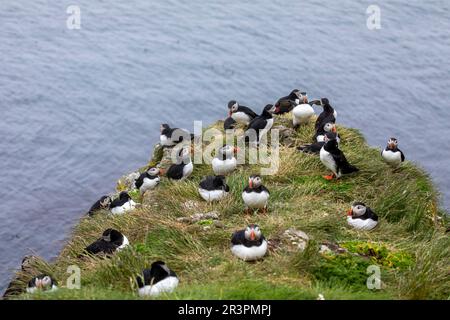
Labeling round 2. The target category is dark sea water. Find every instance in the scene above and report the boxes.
[0,0,449,292]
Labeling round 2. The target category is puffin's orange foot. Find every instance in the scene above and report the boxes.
[323,174,335,181]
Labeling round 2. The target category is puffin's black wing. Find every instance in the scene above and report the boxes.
[238,106,258,119]
[330,149,359,174]
[315,112,335,132]
[275,98,295,114]
[247,116,267,131]
[199,176,214,190]
[231,230,246,245]
[298,142,324,154]
[134,172,147,189]
[84,239,117,255]
[166,164,184,180]
[366,208,379,221]
[87,196,109,216]
[261,185,270,195]
[398,149,405,162]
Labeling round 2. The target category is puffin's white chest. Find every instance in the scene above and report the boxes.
[293,104,315,125]
[242,190,269,208]
[182,162,194,179]
[117,236,130,251]
[198,188,228,202]
[212,157,237,175]
[231,239,268,261]
[320,148,337,174]
[140,177,160,194]
[110,200,136,215]
[382,150,402,165]
[138,276,179,297]
[232,112,251,125]
[347,217,378,230]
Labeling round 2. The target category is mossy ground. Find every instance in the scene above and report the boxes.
[8,114,449,300]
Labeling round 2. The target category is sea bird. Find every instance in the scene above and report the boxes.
[346,202,379,230]
[231,224,268,261]
[320,138,359,180]
[242,175,270,213]
[136,261,179,297]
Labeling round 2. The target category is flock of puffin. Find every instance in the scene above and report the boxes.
[12,89,407,298]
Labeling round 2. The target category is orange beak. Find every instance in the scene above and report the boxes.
[234,147,240,154]
[347,209,353,216]
[332,126,337,133]
[250,230,256,241]
[249,179,253,189]
[303,96,308,103]
[159,168,166,175]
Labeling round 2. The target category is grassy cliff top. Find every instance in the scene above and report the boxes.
[10,115,449,300]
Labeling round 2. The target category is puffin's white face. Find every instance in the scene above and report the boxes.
[351,203,367,217]
[387,138,398,149]
[323,123,336,133]
[245,225,262,241]
[231,102,239,113]
[249,176,262,188]
[148,167,160,176]
[41,276,52,289]
[220,145,233,156]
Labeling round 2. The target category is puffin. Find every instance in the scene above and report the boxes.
[212,144,238,175]
[292,95,315,128]
[86,195,112,216]
[244,104,278,145]
[26,275,58,293]
[231,224,268,261]
[110,191,137,215]
[311,98,337,133]
[381,137,405,167]
[135,167,161,194]
[320,138,359,180]
[198,175,230,202]
[136,261,179,297]
[83,228,129,256]
[166,147,194,180]
[347,202,379,230]
[298,132,337,154]
[224,117,237,130]
[315,122,340,143]
[160,124,193,147]
[242,175,270,213]
[274,89,307,115]
[228,100,258,125]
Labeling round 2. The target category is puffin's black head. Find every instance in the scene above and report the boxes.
[348,202,367,217]
[21,255,37,271]
[228,100,239,115]
[102,228,123,243]
[263,104,277,115]
[147,167,160,176]
[150,260,171,276]
[320,98,329,106]
[224,117,237,130]
[290,89,308,103]
[244,224,262,241]
[119,191,130,201]
[213,175,226,186]
[99,195,112,208]
[324,132,337,143]
[248,175,262,189]
[160,124,170,134]
[387,137,399,150]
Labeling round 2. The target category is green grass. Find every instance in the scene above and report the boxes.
[7,115,449,300]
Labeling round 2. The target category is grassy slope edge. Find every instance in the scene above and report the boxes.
[11,115,450,300]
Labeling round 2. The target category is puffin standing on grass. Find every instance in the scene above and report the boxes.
[231,224,268,261]
[160,124,193,147]
[212,144,238,175]
[86,195,113,216]
[136,261,179,297]
[242,175,270,213]
[274,89,306,115]
[320,138,359,180]
[228,100,258,125]
[245,104,278,145]
[166,147,194,180]
[110,191,137,215]
[135,167,161,194]
[346,202,379,230]
[381,137,405,167]
[83,229,129,256]
[26,275,58,293]
[311,98,337,132]
[198,175,230,202]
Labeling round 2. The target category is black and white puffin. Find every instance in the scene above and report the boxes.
[381,137,405,167]
[26,275,58,293]
[274,89,307,115]
[298,132,337,154]
[86,195,112,216]
[109,191,137,215]
[244,104,278,145]
[83,228,129,256]
[315,122,340,143]
[166,147,194,180]
[346,202,379,230]
[292,95,315,128]
[224,117,237,130]
[135,167,161,194]
[160,124,193,147]
[136,261,179,297]
[228,100,258,125]
[212,144,238,175]
[242,175,270,213]
[311,98,337,133]
[198,175,230,202]
[320,138,359,180]
[231,224,267,261]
